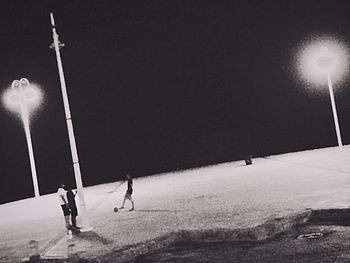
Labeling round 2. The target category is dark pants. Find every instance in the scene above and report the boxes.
[69,206,78,217]
[61,204,70,216]
[69,205,78,227]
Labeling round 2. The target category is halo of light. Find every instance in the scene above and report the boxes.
[22,84,43,110]
[2,83,43,114]
[297,37,349,86]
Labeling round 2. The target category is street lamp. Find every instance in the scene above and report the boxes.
[298,38,349,147]
[2,78,43,197]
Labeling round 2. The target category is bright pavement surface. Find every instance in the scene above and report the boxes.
[1,145,350,261]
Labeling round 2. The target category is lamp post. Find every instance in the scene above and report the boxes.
[298,38,349,147]
[2,78,42,197]
[316,51,342,147]
[49,13,92,231]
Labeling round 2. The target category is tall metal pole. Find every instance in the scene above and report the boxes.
[327,71,343,147]
[15,80,40,197]
[50,13,92,231]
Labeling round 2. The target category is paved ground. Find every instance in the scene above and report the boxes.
[1,145,350,262]
[134,223,350,263]
[132,209,350,263]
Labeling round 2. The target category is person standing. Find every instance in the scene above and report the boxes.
[57,182,70,229]
[66,185,80,229]
[119,174,135,211]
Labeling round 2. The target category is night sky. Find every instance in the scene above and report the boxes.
[1,0,350,204]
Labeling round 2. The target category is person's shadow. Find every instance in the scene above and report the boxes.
[75,231,113,245]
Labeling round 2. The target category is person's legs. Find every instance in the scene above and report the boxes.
[64,215,70,227]
[129,196,134,211]
[61,205,71,228]
[70,206,79,228]
[119,196,127,209]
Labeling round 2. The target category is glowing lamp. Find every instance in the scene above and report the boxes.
[2,78,42,115]
[297,37,349,147]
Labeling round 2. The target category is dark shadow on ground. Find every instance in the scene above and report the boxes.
[308,208,350,226]
[75,231,113,245]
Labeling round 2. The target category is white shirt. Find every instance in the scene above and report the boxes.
[57,187,68,205]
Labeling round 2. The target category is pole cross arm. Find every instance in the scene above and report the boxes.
[49,40,65,49]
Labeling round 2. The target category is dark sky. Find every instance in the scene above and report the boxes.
[1,0,350,204]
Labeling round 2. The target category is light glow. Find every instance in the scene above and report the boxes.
[2,82,43,115]
[298,37,349,86]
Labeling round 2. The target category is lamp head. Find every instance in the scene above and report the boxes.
[297,37,349,86]
[317,56,333,70]
[11,80,20,89]
[316,47,334,70]
[20,78,30,87]
[2,79,43,115]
